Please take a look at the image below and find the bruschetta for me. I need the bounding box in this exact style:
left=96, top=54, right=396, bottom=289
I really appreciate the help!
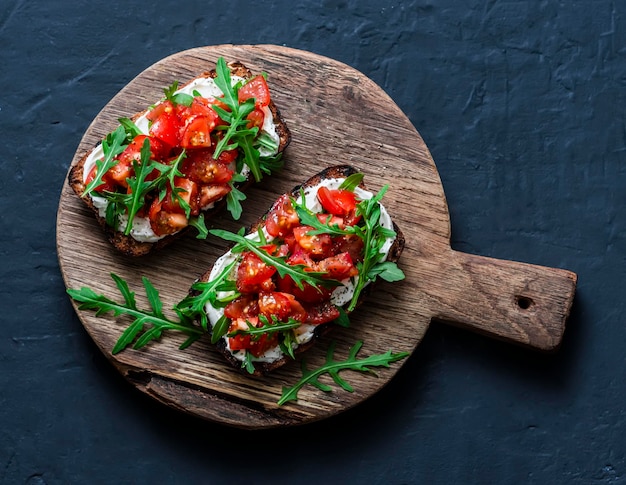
left=68, top=58, right=291, bottom=256
left=188, top=165, right=405, bottom=375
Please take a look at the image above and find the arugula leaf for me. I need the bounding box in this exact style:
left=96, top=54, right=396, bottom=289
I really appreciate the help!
left=367, top=261, right=405, bottom=282
left=227, top=317, right=301, bottom=340
left=211, top=57, right=282, bottom=184
left=242, top=352, right=256, bottom=374
left=226, top=174, right=247, bottom=221
left=211, top=314, right=230, bottom=344
left=118, top=117, right=142, bottom=140
left=339, top=173, right=365, bottom=191
left=277, top=341, right=409, bottom=405
left=123, top=139, right=155, bottom=235
left=67, top=274, right=203, bottom=354
left=82, top=126, right=127, bottom=198
left=188, top=214, right=209, bottom=239
left=174, top=259, right=239, bottom=331
left=163, top=81, right=194, bottom=107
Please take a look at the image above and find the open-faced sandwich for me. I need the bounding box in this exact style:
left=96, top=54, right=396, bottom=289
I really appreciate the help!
left=184, top=165, right=405, bottom=375
left=68, top=58, right=291, bottom=256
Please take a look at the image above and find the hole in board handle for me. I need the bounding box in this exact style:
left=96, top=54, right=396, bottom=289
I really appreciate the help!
left=516, top=296, right=534, bottom=310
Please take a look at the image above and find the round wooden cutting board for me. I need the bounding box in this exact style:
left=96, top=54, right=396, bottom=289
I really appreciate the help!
left=57, top=45, right=577, bottom=429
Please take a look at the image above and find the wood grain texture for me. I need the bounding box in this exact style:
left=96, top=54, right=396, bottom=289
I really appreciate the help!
left=56, top=44, right=577, bottom=428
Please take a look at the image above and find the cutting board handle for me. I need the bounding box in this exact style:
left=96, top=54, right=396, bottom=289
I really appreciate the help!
left=432, top=250, right=577, bottom=351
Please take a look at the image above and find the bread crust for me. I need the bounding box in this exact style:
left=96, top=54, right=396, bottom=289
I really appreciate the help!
left=195, top=165, right=405, bottom=375
left=68, top=61, right=291, bottom=257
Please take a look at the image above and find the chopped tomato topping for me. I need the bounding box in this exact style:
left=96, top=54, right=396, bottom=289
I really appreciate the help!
left=246, top=107, right=265, bottom=130
left=224, top=295, right=259, bottom=320
left=238, top=75, right=271, bottom=107
left=220, top=184, right=368, bottom=357
left=258, top=292, right=293, bottom=321
left=265, top=194, right=300, bottom=238
left=304, top=301, right=341, bottom=325
left=293, top=226, right=333, bottom=259
left=236, top=251, right=277, bottom=294
left=148, top=198, right=189, bottom=236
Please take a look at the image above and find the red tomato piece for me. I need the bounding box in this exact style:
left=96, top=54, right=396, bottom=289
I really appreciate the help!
left=277, top=275, right=331, bottom=304
left=317, top=187, right=358, bottom=217
left=293, top=225, right=333, bottom=259
left=236, top=251, right=277, bottom=294
left=317, top=213, right=345, bottom=229
left=333, top=234, right=365, bottom=263
left=182, top=149, right=234, bottom=184
left=161, top=178, right=198, bottom=215
left=149, top=110, right=182, bottom=147
left=148, top=198, right=189, bottom=236
left=258, top=292, right=293, bottom=321
left=304, top=301, right=341, bottom=325
left=224, top=295, right=259, bottom=320
left=316, top=252, right=358, bottom=280
left=265, top=194, right=300, bottom=238
left=107, top=159, right=133, bottom=188
left=238, top=75, right=271, bottom=107
left=146, top=100, right=174, bottom=122
left=284, top=293, right=307, bottom=322
left=197, top=184, right=231, bottom=209
left=228, top=317, right=279, bottom=357
left=246, top=107, right=265, bottom=130
left=180, top=116, right=215, bottom=149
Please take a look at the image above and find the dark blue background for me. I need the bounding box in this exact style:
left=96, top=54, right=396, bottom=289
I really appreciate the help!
left=2, top=1, right=625, bottom=483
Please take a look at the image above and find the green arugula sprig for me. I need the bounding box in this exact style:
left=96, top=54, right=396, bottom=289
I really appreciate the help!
left=293, top=179, right=405, bottom=312
left=67, top=274, right=203, bottom=354
left=163, top=80, right=194, bottom=107
left=82, top=126, right=127, bottom=198
left=211, top=57, right=282, bottom=185
left=209, top=228, right=341, bottom=291
left=173, top=260, right=239, bottom=332
left=278, top=340, right=409, bottom=406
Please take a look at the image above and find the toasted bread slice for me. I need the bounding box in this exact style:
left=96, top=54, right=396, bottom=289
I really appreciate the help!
left=195, top=165, right=405, bottom=375
left=68, top=61, right=291, bottom=256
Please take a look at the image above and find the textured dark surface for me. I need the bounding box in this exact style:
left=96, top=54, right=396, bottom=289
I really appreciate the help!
left=1, top=1, right=625, bottom=483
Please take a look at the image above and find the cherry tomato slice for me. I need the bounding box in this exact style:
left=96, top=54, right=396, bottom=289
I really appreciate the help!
left=181, top=115, right=216, bottom=149
left=161, top=178, right=198, bottom=215
left=316, top=252, right=358, bottom=280
left=238, top=75, right=271, bottom=107
left=317, top=187, right=358, bottom=216
left=246, top=107, right=265, bottom=130
left=293, top=225, right=333, bottom=259
left=258, top=292, right=293, bottom=321
left=197, top=184, right=231, bottom=209
left=148, top=198, right=189, bottom=236
left=304, top=301, right=341, bottom=325
left=265, top=194, right=300, bottom=238
left=224, top=295, right=259, bottom=320
left=228, top=317, right=278, bottom=357
left=182, top=149, right=234, bottom=184
left=149, top=110, right=181, bottom=147
left=236, top=251, right=277, bottom=294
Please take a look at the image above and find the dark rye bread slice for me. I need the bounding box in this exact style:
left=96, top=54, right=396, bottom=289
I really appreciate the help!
left=68, top=61, right=291, bottom=257
left=194, top=165, right=405, bottom=376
